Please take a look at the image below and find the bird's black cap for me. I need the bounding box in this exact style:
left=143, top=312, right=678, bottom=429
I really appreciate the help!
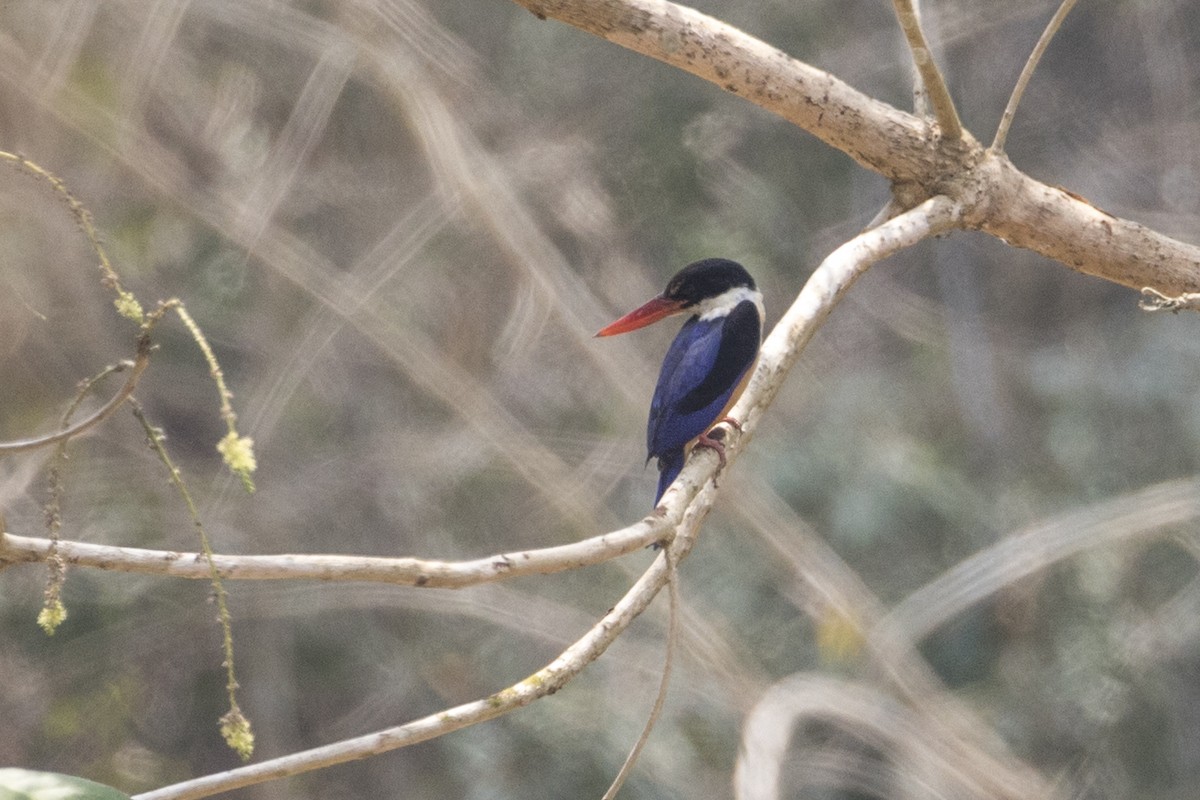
left=663, top=258, right=756, bottom=308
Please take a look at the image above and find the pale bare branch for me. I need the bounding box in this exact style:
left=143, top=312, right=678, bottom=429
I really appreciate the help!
left=516, top=0, right=932, bottom=180
left=971, top=154, right=1200, bottom=295
left=511, top=0, right=1200, bottom=296
left=0, top=517, right=665, bottom=589
left=0, top=350, right=149, bottom=456
left=680, top=195, right=965, bottom=491
left=602, top=548, right=680, bottom=800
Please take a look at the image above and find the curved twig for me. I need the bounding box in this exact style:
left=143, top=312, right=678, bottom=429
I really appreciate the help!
left=0, top=340, right=151, bottom=456
left=601, top=547, right=680, bottom=800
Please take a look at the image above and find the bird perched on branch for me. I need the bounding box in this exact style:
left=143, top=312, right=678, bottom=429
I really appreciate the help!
left=597, top=258, right=764, bottom=504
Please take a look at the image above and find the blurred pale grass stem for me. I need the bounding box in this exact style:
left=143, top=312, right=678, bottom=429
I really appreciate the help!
left=601, top=549, right=680, bottom=800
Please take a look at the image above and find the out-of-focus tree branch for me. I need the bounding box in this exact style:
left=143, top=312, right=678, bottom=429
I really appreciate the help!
left=514, top=0, right=1200, bottom=296
left=736, top=674, right=1047, bottom=800
left=879, top=477, right=1200, bottom=644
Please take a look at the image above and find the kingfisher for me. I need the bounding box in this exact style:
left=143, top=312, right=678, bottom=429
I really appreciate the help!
left=596, top=258, right=764, bottom=504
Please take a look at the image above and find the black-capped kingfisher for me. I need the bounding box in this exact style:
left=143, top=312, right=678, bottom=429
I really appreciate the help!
left=596, top=258, right=764, bottom=504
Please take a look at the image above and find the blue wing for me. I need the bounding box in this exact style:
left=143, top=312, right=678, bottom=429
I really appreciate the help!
left=647, top=315, right=728, bottom=459
left=646, top=301, right=760, bottom=501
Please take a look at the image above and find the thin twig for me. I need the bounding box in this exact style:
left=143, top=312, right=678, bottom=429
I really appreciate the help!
left=0, top=343, right=151, bottom=456
left=37, top=359, right=138, bottom=634
left=991, top=0, right=1080, bottom=153
left=171, top=303, right=257, bottom=491
left=0, top=150, right=144, bottom=323
left=891, top=0, right=962, bottom=139
left=130, top=399, right=254, bottom=760
left=602, top=547, right=680, bottom=799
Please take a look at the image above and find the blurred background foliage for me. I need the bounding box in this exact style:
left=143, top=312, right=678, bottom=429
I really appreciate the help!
left=1, top=0, right=1200, bottom=798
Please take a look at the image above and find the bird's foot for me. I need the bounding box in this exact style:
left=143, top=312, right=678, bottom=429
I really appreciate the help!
left=703, top=416, right=741, bottom=448
left=693, top=432, right=727, bottom=470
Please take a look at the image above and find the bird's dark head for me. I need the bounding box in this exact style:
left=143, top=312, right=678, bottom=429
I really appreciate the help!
left=596, top=258, right=759, bottom=337
left=662, top=258, right=756, bottom=308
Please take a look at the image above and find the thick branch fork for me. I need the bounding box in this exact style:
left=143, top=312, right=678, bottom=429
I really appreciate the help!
left=515, top=0, right=1200, bottom=295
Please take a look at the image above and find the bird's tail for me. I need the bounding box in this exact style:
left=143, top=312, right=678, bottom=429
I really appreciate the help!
left=655, top=450, right=685, bottom=504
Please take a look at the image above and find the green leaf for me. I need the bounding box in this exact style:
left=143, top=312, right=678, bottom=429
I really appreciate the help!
left=0, top=769, right=131, bottom=800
